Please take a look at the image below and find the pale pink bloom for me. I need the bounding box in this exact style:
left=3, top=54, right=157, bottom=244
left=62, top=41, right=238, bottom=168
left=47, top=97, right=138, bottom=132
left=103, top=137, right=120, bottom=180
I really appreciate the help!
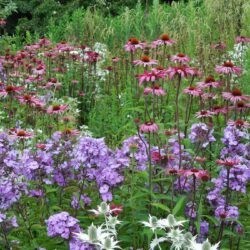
left=195, top=110, right=215, bottom=118
left=9, top=128, right=34, bottom=139
left=24, top=43, right=41, bottom=51
left=235, top=36, right=250, bottom=44
left=211, top=41, right=226, bottom=50
left=151, top=34, right=175, bottom=48
left=56, top=42, right=74, bottom=52
left=0, top=19, right=7, bottom=27
left=124, top=37, right=146, bottom=52
left=133, top=55, right=158, bottom=67
left=201, top=92, right=217, bottom=100
left=0, top=85, right=24, bottom=97
left=178, top=168, right=210, bottom=181
left=183, top=86, right=203, bottom=96
left=112, top=57, right=120, bottom=63
left=140, top=121, right=159, bottom=133
left=222, top=88, right=249, bottom=104
left=215, top=61, right=242, bottom=75
left=197, top=76, right=221, bottom=89
left=212, top=105, right=228, bottom=115
left=171, top=53, right=190, bottom=64
left=39, top=37, right=52, bottom=47
left=143, top=85, right=166, bottom=96
left=47, top=104, right=68, bottom=114
left=227, top=119, right=250, bottom=129
left=137, top=68, right=167, bottom=85
left=166, top=65, right=196, bottom=79
left=216, top=158, right=240, bottom=168
left=17, top=94, right=45, bottom=107
left=33, top=64, right=46, bottom=75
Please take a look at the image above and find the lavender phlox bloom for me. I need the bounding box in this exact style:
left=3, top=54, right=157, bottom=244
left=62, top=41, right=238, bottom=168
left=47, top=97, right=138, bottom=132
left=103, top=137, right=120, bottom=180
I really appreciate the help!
left=46, top=212, right=80, bottom=239
left=189, top=123, right=215, bottom=148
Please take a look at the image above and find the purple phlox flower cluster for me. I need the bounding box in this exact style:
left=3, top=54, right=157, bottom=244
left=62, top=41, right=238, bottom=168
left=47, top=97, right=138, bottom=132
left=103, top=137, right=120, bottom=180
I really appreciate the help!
left=215, top=205, right=239, bottom=220
left=69, top=236, right=94, bottom=250
left=196, top=220, right=209, bottom=243
left=46, top=212, right=80, bottom=239
left=44, top=132, right=76, bottom=186
left=71, top=194, right=91, bottom=209
left=74, top=136, right=124, bottom=201
left=73, top=136, right=109, bottom=169
left=0, top=177, right=26, bottom=210
left=0, top=213, right=18, bottom=230
left=207, top=122, right=249, bottom=224
left=29, top=189, right=44, bottom=198
left=189, top=123, right=215, bottom=148
left=207, top=178, right=226, bottom=208
left=118, top=135, right=148, bottom=171
left=185, top=201, right=197, bottom=219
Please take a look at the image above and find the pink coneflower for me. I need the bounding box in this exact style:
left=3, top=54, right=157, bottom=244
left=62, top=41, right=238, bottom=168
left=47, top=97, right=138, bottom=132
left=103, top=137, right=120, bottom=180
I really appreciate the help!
left=47, top=104, right=68, bottom=114
left=137, top=68, right=167, bottom=85
left=195, top=110, right=215, bottom=119
left=39, top=37, right=51, bottom=47
left=24, top=43, right=40, bottom=51
left=124, top=37, right=145, bottom=52
left=197, top=75, right=221, bottom=89
left=171, top=53, right=190, bottom=64
left=60, top=128, right=80, bottom=137
left=183, top=86, right=203, bottom=96
left=194, top=156, right=207, bottom=163
left=0, top=85, right=24, bottom=97
left=178, top=168, right=210, bottom=181
left=36, top=143, right=46, bottom=150
left=166, top=65, right=196, bottom=79
left=133, top=55, right=158, bottom=67
left=222, top=88, right=249, bottom=104
left=112, top=57, right=120, bottom=63
left=45, top=78, right=62, bottom=89
left=233, top=101, right=250, bottom=112
left=227, top=119, right=250, bottom=129
left=235, top=36, right=250, bottom=44
left=216, top=158, right=240, bottom=168
left=9, top=128, right=34, bottom=139
left=215, top=61, right=242, bottom=75
left=139, top=121, right=159, bottom=133
left=33, top=64, right=46, bottom=75
left=151, top=34, right=175, bottom=48
left=212, top=105, right=228, bottom=115
left=85, top=51, right=100, bottom=63
left=17, top=94, right=45, bottom=107
left=143, top=85, right=166, bottom=96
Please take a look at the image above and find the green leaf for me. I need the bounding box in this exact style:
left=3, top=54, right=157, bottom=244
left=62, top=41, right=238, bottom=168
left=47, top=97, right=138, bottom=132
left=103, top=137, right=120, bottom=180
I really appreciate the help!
left=172, top=196, right=186, bottom=216
left=151, top=202, right=170, bottom=212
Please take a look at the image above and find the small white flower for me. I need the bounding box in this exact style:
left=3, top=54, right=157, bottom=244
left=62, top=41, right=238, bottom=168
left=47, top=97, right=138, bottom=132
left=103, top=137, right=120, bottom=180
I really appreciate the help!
left=158, top=214, right=187, bottom=228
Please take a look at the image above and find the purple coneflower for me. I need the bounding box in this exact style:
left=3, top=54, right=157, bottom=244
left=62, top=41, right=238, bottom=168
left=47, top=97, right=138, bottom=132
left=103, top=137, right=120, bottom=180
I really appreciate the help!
left=140, top=121, right=159, bottom=133
left=215, top=61, right=242, bottom=75
left=133, top=55, right=158, bottom=67
left=222, top=88, right=249, bottom=104
left=171, top=53, right=190, bottom=64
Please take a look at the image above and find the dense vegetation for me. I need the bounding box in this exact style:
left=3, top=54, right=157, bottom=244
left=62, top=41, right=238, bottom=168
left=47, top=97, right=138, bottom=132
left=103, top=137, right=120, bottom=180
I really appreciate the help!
left=0, top=0, right=249, bottom=249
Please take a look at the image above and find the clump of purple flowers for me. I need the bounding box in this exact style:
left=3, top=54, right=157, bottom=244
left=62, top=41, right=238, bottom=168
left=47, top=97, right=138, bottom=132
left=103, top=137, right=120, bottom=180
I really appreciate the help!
left=46, top=212, right=80, bottom=239
left=189, top=123, right=215, bottom=148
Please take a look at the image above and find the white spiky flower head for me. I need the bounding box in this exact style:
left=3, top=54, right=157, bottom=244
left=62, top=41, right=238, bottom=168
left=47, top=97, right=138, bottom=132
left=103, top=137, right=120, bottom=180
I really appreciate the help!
left=89, top=202, right=111, bottom=216
left=158, top=214, right=187, bottom=229
left=141, top=215, right=160, bottom=232
left=190, top=237, right=220, bottom=250
left=97, top=236, right=121, bottom=250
